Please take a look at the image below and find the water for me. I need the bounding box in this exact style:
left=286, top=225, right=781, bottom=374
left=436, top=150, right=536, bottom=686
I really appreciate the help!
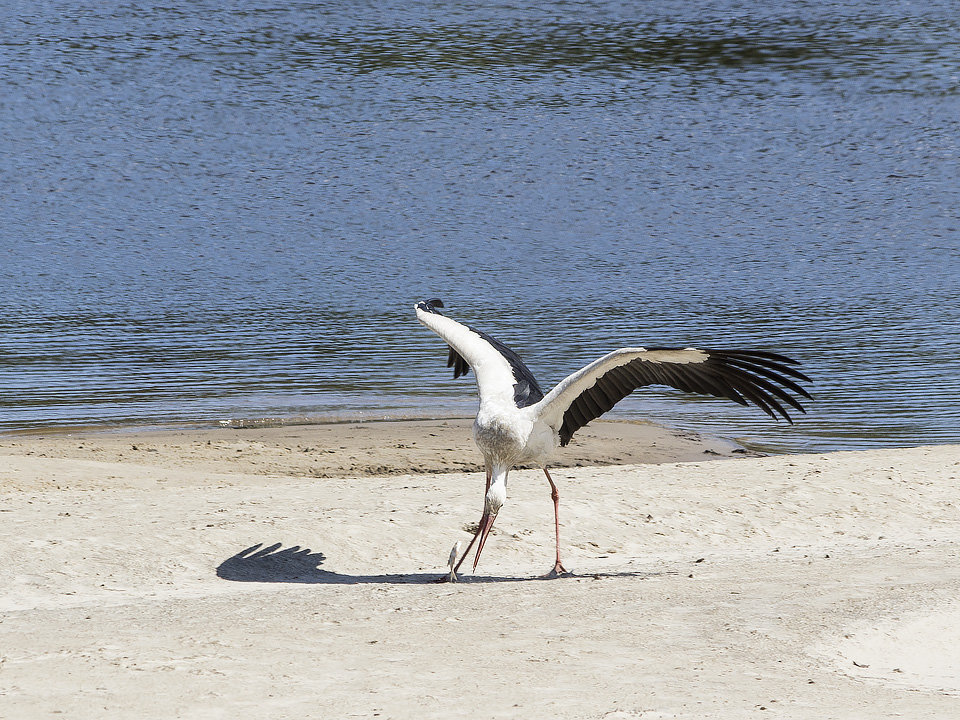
left=2, top=1, right=959, bottom=452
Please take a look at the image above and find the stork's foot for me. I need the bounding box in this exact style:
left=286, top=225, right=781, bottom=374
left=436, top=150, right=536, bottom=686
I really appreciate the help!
left=542, top=561, right=571, bottom=579
left=436, top=571, right=459, bottom=583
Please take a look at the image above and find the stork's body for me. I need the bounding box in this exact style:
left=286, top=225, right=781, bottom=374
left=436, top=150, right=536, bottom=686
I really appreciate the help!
left=474, top=405, right=554, bottom=470
left=415, top=298, right=812, bottom=578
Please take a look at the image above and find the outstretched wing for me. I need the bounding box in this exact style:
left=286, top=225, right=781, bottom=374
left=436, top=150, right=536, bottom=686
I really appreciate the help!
left=415, top=299, right=544, bottom=409
left=533, top=347, right=812, bottom=446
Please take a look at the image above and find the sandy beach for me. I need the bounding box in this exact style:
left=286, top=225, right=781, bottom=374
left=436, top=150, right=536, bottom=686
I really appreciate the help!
left=2, top=419, right=960, bottom=718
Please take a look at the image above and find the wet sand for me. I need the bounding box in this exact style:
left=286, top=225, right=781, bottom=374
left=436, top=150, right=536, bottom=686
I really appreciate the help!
left=0, top=417, right=754, bottom=479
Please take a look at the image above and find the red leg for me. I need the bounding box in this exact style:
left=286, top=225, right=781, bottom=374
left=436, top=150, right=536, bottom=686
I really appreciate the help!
left=543, top=468, right=569, bottom=577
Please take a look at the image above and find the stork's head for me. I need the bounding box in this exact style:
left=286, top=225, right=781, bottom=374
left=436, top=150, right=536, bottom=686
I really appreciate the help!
left=484, top=482, right=506, bottom=516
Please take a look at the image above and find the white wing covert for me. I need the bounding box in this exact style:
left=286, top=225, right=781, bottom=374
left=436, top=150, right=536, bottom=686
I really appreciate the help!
left=415, top=299, right=544, bottom=409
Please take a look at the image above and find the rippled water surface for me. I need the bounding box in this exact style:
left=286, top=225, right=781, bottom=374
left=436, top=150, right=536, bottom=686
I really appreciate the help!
left=2, top=1, right=959, bottom=451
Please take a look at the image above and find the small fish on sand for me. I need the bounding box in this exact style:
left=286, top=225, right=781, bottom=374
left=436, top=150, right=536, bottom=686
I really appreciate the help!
left=447, top=541, right=462, bottom=582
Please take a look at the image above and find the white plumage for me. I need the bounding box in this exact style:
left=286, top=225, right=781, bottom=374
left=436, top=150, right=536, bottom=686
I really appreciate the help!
left=416, top=298, right=812, bottom=578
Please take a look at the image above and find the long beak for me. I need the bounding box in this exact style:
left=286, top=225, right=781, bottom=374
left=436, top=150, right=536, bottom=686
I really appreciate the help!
left=472, top=511, right=498, bottom=571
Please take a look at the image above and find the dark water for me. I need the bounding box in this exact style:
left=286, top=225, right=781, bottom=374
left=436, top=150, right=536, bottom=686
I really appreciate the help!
left=2, top=1, right=959, bottom=452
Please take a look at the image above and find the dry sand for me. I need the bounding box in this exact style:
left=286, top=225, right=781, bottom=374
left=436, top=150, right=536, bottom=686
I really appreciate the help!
left=1, top=419, right=960, bottom=718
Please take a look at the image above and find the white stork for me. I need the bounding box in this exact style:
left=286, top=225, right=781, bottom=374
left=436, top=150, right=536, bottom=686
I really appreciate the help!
left=415, top=298, right=812, bottom=579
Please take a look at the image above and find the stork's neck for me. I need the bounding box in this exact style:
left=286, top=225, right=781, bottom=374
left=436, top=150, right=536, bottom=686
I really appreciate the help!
left=485, top=466, right=508, bottom=515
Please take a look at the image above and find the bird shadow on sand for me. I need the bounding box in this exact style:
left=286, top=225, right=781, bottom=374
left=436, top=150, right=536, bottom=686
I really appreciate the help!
left=216, top=543, right=664, bottom=585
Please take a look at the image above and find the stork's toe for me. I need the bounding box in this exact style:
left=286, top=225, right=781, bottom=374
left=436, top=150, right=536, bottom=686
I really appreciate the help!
left=542, top=561, right=571, bottom=579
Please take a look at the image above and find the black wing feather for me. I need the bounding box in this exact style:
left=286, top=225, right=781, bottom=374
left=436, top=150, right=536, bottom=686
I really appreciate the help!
left=559, top=349, right=812, bottom=446
left=446, top=347, right=470, bottom=379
